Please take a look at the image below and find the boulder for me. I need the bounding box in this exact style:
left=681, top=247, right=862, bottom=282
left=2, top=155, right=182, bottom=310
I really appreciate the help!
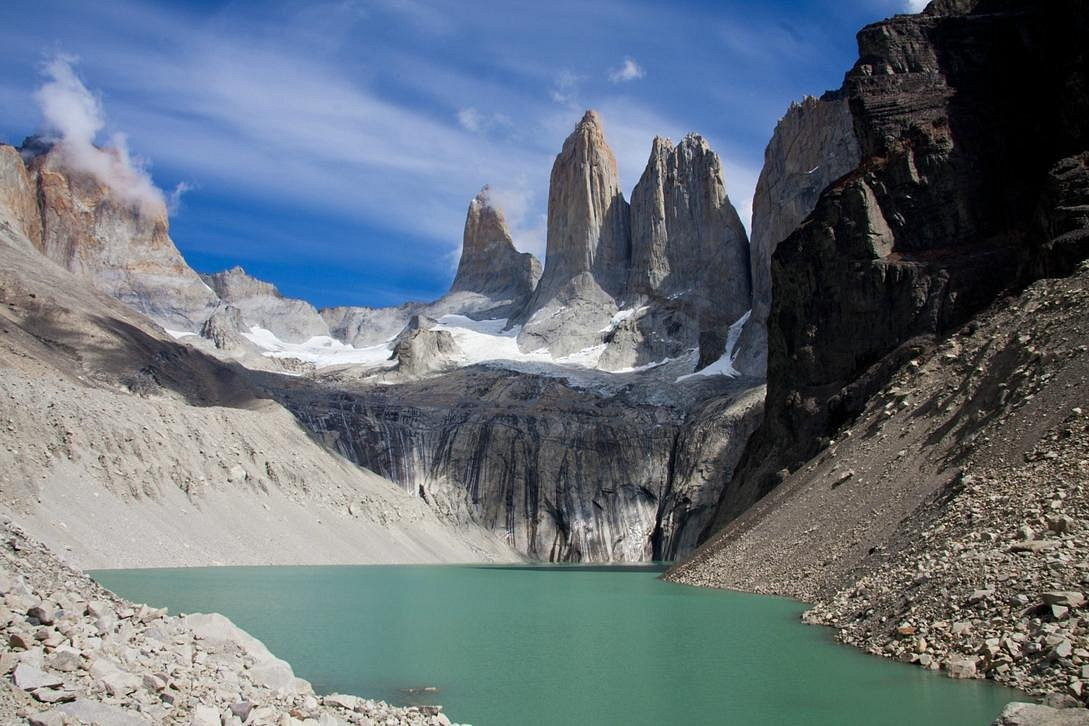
left=945, top=657, right=978, bottom=679
left=992, top=703, right=1089, bottom=725
left=13, top=662, right=63, bottom=690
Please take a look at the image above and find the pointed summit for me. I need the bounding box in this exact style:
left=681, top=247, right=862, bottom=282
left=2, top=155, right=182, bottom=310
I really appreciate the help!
left=515, top=109, right=631, bottom=356
left=448, top=185, right=540, bottom=304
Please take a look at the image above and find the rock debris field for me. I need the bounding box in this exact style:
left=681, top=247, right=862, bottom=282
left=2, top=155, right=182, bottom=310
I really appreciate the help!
left=0, top=521, right=454, bottom=725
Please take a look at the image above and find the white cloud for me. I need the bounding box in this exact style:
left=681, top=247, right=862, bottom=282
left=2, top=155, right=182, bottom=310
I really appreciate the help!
left=550, top=70, right=579, bottom=107
left=457, top=107, right=482, bottom=132
left=33, top=56, right=168, bottom=215
left=456, top=107, right=512, bottom=135
left=903, top=0, right=928, bottom=11
left=608, top=57, right=645, bottom=83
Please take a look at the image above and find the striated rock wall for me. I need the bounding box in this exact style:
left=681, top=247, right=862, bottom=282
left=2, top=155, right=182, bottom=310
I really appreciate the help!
left=280, top=369, right=763, bottom=563
left=704, top=0, right=1089, bottom=535
left=732, top=93, right=860, bottom=378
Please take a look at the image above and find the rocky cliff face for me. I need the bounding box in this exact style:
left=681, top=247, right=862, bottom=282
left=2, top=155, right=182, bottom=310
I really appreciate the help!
left=202, top=266, right=329, bottom=343
left=513, top=111, right=753, bottom=370
left=277, top=369, right=762, bottom=562
left=0, top=146, right=43, bottom=250
left=448, top=187, right=541, bottom=315
left=732, top=93, right=860, bottom=378
left=15, top=142, right=219, bottom=331
left=705, top=0, right=1089, bottom=533
left=516, top=111, right=631, bottom=357
left=604, top=134, right=752, bottom=370
left=321, top=303, right=423, bottom=347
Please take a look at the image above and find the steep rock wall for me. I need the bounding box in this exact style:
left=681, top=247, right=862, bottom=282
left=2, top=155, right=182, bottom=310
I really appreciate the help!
left=706, top=0, right=1089, bottom=534
left=278, top=370, right=763, bottom=562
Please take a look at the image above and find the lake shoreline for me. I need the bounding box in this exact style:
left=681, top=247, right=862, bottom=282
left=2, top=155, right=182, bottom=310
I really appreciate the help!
left=0, top=520, right=451, bottom=725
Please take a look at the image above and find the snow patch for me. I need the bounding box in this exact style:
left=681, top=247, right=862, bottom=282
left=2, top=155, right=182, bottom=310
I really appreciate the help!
left=599, top=306, right=648, bottom=334
left=164, top=329, right=198, bottom=339
left=676, top=310, right=751, bottom=382
left=241, top=327, right=395, bottom=368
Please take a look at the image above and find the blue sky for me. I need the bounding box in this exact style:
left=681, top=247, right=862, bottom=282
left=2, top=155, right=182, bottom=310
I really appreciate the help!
left=0, top=0, right=923, bottom=309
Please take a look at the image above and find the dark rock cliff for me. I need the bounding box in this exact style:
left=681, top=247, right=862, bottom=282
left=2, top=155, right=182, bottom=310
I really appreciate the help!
left=707, top=0, right=1089, bottom=532
left=733, top=93, right=860, bottom=378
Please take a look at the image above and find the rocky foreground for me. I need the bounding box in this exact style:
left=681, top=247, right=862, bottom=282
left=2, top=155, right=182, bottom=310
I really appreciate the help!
left=0, top=521, right=452, bottom=725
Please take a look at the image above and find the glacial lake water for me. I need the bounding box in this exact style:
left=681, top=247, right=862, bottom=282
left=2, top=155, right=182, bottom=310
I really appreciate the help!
left=91, top=564, right=1020, bottom=725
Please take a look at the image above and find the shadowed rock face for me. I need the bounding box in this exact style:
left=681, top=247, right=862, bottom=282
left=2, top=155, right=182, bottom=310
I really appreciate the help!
left=516, top=111, right=631, bottom=356
left=202, top=266, right=329, bottom=343
left=280, top=369, right=763, bottom=562
left=706, top=0, right=1089, bottom=534
left=607, top=134, right=752, bottom=371
left=732, top=93, right=861, bottom=378
left=450, top=187, right=541, bottom=309
left=16, top=143, right=219, bottom=331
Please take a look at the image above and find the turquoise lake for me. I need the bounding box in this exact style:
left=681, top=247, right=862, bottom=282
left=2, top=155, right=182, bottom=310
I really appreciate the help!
left=91, top=564, right=1020, bottom=725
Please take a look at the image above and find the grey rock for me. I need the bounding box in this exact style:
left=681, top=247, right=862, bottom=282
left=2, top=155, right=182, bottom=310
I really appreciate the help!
left=732, top=92, right=860, bottom=378
left=388, top=316, right=461, bottom=377
left=32, top=687, right=76, bottom=704
left=607, top=134, right=751, bottom=371
left=199, top=305, right=249, bottom=352
left=46, top=647, right=82, bottom=672
left=1043, top=592, right=1086, bottom=608
left=448, top=186, right=540, bottom=315
left=517, top=110, right=630, bottom=356
left=59, top=699, right=153, bottom=725
left=28, top=604, right=55, bottom=625
left=201, top=266, right=329, bottom=343
left=27, top=712, right=68, bottom=726
left=13, top=662, right=63, bottom=690
left=945, top=657, right=978, bottom=679
left=229, top=701, right=254, bottom=720
left=992, top=703, right=1089, bottom=725
left=325, top=693, right=364, bottom=711
left=321, top=302, right=423, bottom=348
left=189, top=705, right=221, bottom=726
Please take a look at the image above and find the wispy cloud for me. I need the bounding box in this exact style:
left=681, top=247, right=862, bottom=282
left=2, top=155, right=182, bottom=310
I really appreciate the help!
left=550, top=70, right=580, bottom=107
left=0, top=0, right=881, bottom=306
left=608, top=57, right=645, bottom=83
left=903, top=0, right=928, bottom=11
left=456, top=107, right=512, bottom=135
left=34, top=55, right=167, bottom=214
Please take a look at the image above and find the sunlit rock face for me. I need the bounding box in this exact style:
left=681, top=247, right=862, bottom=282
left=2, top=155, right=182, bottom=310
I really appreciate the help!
left=202, top=266, right=330, bottom=344
left=9, top=140, right=219, bottom=331
left=603, top=134, right=752, bottom=371
left=449, top=187, right=541, bottom=312
left=515, top=110, right=631, bottom=357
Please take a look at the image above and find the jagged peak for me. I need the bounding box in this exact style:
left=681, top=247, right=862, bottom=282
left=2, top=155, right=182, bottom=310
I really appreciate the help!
left=470, top=185, right=493, bottom=209
left=577, top=109, right=603, bottom=130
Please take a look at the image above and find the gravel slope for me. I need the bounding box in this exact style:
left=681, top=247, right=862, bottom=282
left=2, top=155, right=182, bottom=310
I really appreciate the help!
left=669, top=262, right=1089, bottom=704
